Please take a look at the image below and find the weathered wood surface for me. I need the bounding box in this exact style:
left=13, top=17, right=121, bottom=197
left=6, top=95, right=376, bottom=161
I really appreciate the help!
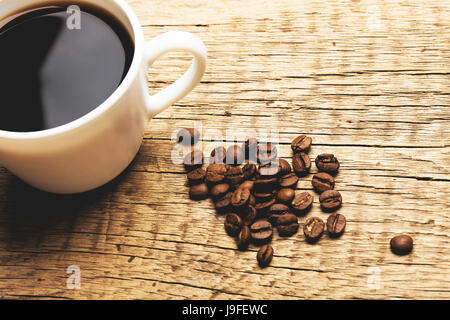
left=0, top=0, right=449, bottom=299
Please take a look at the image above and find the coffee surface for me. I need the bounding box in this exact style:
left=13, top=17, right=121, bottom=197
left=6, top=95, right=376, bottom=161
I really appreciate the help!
left=0, top=5, right=134, bottom=131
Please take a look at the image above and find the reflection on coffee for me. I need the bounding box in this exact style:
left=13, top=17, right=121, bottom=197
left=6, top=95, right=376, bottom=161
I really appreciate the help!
left=0, top=4, right=134, bottom=132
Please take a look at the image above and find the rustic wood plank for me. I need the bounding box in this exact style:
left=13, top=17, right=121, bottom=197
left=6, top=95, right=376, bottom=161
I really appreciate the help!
left=0, top=0, right=449, bottom=299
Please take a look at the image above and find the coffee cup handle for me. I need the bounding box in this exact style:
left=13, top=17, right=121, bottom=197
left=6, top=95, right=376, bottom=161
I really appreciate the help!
left=143, top=31, right=207, bottom=117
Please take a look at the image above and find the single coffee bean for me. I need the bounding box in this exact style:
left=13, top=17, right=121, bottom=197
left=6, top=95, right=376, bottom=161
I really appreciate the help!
left=214, top=192, right=233, bottom=212
left=177, top=128, right=200, bottom=145
left=236, top=225, right=251, bottom=250
left=326, top=213, right=346, bottom=237
left=257, top=244, right=273, bottom=267
left=186, top=168, right=206, bottom=185
left=226, top=144, right=245, bottom=165
left=224, top=213, right=243, bottom=236
left=250, top=220, right=273, bottom=244
left=206, top=163, right=228, bottom=184
left=241, top=205, right=257, bottom=225
left=303, top=217, right=324, bottom=242
left=242, top=162, right=257, bottom=180
left=189, top=183, right=209, bottom=200
left=267, top=203, right=290, bottom=225
left=291, top=135, right=312, bottom=153
left=254, top=198, right=276, bottom=214
left=210, top=146, right=227, bottom=164
left=277, top=213, right=299, bottom=236
left=253, top=177, right=278, bottom=192
left=210, top=183, right=230, bottom=199
left=390, top=235, right=413, bottom=255
left=311, top=172, right=335, bottom=193
left=319, top=190, right=342, bottom=212
left=277, top=188, right=295, bottom=204
left=292, top=152, right=311, bottom=176
left=257, top=142, right=277, bottom=163
left=232, top=187, right=251, bottom=208
left=278, top=172, right=299, bottom=188
left=315, top=153, right=340, bottom=174
left=291, top=192, right=314, bottom=215
left=258, top=161, right=281, bottom=179
left=226, top=166, right=245, bottom=185
left=238, top=180, right=254, bottom=191
left=183, top=150, right=203, bottom=171
left=253, top=189, right=276, bottom=201
left=278, top=158, right=292, bottom=175
left=242, top=137, right=258, bottom=161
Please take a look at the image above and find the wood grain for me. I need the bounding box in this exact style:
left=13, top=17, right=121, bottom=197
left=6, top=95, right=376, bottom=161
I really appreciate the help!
left=0, top=0, right=449, bottom=299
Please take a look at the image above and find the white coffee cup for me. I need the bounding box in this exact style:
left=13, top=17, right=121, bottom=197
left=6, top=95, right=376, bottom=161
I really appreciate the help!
left=0, top=0, right=207, bottom=194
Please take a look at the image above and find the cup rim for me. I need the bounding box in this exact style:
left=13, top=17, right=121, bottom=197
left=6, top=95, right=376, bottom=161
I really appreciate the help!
left=0, top=0, right=144, bottom=140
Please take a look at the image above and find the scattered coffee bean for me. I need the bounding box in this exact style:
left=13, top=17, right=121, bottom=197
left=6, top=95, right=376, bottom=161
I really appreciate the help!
left=210, top=183, right=230, bottom=199
left=253, top=189, right=276, bottom=201
left=177, top=128, right=200, bottom=145
left=254, top=198, right=276, bottom=214
left=267, top=203, right=290, bottom=225
left=183, top=150, right=203, bottom=171
left=257, top=244, right=273, bottom=267
left=278, top=158, right=292, bottom=175
left=214, top=192, right=233, bottom=212
left=277, top=188, right=295, bottom=204
left=241, top=205, right=257, bottom=226
left=189, top=183, right=209, bottom=200
left=224, top=213, right=243, bottom=236
left=250, top=220, right=273, bottom=245
left=206, top=163, right=228, bottom=184
left=326, top=213, right=346, bottom=237
left=242, top=137, right=258, bottom=161
left=257, top=142, right=277, bottom=163
left=390, top=235, right=413, bottom=255
left=238, top=180, right=254, bottom=191
left=186, top=168, right=206, bottom=185
left=311, top=172, right=335, bottom=193
left=291, top=192, right=313, bottom=215
left=258, top=160, right=281, bottom=179
left=226, top=144, right=245, bottom=165
left=278, top=172, right=299, bottom=188
left=210, top=146, right=227, bottom=164
left=237, top=225, right=251, bottom=250
left=242, top=162, right=257, bottom=180
left=276, top=213, right=299, bottom=236
left=303, top=217, right=324, bottom=242
left=253, top=177, right=278, bottom=192
left=315, top=153, right=339, bottom=174
left=319, top=190, right=342, bottom=212
left=292, top=152, right=311, bottom=176
left=225, top=166, right=245, bottom=185
left=232, top=187, right=251, bottom=208
left=291, top=135, right=312, bottom=153
left=249, top=194, right=256, bottom=207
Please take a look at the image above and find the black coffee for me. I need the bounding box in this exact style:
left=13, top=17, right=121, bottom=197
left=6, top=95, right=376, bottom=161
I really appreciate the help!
left=0, top=4, right=134, bottom=132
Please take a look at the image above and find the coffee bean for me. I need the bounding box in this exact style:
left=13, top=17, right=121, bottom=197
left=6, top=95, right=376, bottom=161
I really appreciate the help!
left=254, top=198, right=276, bottom=214
left=224, top=213, right=243, bottom=236
left=226, top=144, right=244, bottom=165
left=249, top=194, right=256, bottom=207
left=258, top=161, right=281, bottom=179
left=232, top=187, right=251, bottom=208
left=186, top=168, right=206, bottom=185
left=319, top=190, right=342, bottom=212
left=236, top=225, right=251, bottom=250
left=183, top=150, right=203, bottom=171
left=238, top=180, right=254, bottom=191
left=390, top=235, right=413, bottom=255
left=189, top=183, right=208, bottom=200
left=242, top=163, right=257, bottom=180
left=291, top=135, right=312, bottom=153
left=311, top=172, right=335, bottom=193
left=326, top=213, right=346, bottom=237
left=303, top=217, right=324, bottom=242
left=278, top=172, right=299, bottom=188
left=257, top=143, right=277, bottom=163
left=253, top=177, right=278, bottom=192
left=210, top=146, right=226, bottom=164
left=206, top=163, right=228, bottom=184
left=292, top=152, right=311, bottom=176
left=241, top=205, right=257, bottom=226
left=250, top=220, right=273, bottom=244
left=278, top=158, right=292, bottom=175
left=276, top=213, right=299, bottom=236
left=257, top=244, right=273, bottom=267
left=226, top=166, right=245, bottom=185
left=177, top=128, right=200, bottom=145
left=214, top=192, right=233, bottom=212
left=315, top=153, right=340, bottom=174
left=253, top=189, right=276, bottom=201
left=267, top=203, right=290, bottom=225
left=242, top=137, right=258, bottom=161
left=277, top=188, right=295, bottom=204
left=291, top=192, right=313, bottom=215
left=210, top=183, right=230, bottom=199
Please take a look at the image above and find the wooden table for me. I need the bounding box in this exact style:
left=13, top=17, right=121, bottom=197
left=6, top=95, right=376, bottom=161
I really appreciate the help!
left=0, top=0, right=449, bottom=300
